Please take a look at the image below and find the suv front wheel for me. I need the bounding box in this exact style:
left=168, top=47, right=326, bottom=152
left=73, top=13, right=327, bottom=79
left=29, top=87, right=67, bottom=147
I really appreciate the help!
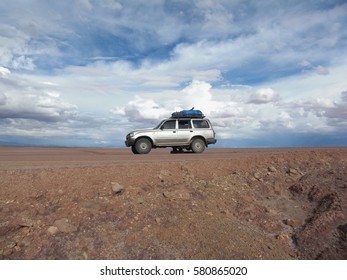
left=190, top=138, right=205, bottom=153
left=134, top=138, right=152, bottom=154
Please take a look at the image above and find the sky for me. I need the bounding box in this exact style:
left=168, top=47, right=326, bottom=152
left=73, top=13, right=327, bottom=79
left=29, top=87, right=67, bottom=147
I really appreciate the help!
left=0, top=0, right=347, bottom=148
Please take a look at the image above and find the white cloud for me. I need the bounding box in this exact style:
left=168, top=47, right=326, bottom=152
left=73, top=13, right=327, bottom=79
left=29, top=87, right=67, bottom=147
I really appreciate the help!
left=111, top=80, right=227, bottom=124
left=0, top=22, right=60, bottom=71
left=259, top=111, right=295, bottom=130
left=325, top=91, right=347, bottom=124
left=299, top=60, right=330, bottom=76
left=1, top=1, right=347, bottom=146
left=315, top=65, right=329, bottom=76
left=0, top=66, right=11, bottom=76
left=0, top=72, right=77, bottom=122
left=106, top=60, right=347, bottom=143
left=122, top=96, right=169, bottom=122
left=197, top=0, right=234, bottom=38
left=169, top=39, right=252, bottom=72
left=247, top=88, right=279, bottom=104
left=180, top=80, right=215, bottom=112
left=11, top=55, right=35, bottom=71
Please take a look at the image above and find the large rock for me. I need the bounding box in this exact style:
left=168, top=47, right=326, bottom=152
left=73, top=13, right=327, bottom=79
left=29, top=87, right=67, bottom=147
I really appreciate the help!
left=111, top=182, right=124, bottom=194
left=53, top=218, right=77, bottom=233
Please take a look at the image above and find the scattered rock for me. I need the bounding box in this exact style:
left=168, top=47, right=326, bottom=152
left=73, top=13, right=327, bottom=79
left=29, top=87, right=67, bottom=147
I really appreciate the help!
left=1, top=147, right=346, bottom=260
left=162, top=190, right=190, bottom=201
left=20, top=227, right=31, bottom=236
left=78, top=199, right=100, bottom=210
left=14, top=245, right=21, bottom=252
left=17, top=218, right=34, bottom=228
left=283, top=218, right=302, bottom=228
left=162, top=191, right=173, bottom=199
left=53, top=218, right=77, bottom=233
left=253, top=172, right=262, bottom=180
left=268, top=166, right=277, bottom=172
left=111, top=182, right=124, bottom=194
left=266, top=208, right=278, bottom=215
left=179, top=191, right=191, bottom=201
left=180, top=165, right=189, bottom=173
left=220, top=209, right=231, bottom=216
left=276, top=232, right=290, bottom=242
left=47, top=226, right=59, bottom=235
left=288, top=168, right=300, bottom=176
left=5, top=239, right=17, bottom=249
left=143, top=225, right=150, bottom=232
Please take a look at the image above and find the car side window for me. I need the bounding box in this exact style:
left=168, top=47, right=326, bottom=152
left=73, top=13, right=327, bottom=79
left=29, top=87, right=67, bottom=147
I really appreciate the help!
left=161, top=120, right=176, bottom=129
left=178, top=120, right=192, bottom=129
left=193, top=120, right=209, bottom=128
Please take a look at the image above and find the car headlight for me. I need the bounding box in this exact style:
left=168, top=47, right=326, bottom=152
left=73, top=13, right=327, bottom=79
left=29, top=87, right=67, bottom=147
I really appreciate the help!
left=129, top=132, right=134, bottom=137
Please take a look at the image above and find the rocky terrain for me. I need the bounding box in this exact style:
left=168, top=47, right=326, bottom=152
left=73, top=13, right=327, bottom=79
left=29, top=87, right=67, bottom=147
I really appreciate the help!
left=0, top=147, right=346, bottom=259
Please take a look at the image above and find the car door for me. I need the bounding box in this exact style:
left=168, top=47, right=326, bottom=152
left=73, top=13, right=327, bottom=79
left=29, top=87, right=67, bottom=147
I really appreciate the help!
left=176, top=119, right=193, bottom=144
left=155, top=119, right=178, bottom=145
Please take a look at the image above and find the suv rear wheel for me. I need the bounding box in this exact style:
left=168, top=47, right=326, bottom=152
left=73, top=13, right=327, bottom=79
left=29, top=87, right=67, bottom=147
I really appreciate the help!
left=191, top=138, right=205, bottom=153
left=134, top=138, right=152, bottom=154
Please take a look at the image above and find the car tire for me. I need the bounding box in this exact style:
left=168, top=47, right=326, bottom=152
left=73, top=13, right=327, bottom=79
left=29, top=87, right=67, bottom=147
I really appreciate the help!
left=131, top=145, right=139, bottom=154
left=135, top=138, right=152, bottom=154
left=191, top=138, right=205, bottom=153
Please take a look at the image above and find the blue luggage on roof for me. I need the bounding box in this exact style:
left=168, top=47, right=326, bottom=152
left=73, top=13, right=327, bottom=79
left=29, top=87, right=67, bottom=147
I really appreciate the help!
left=171, top=107, right=204, bottom=118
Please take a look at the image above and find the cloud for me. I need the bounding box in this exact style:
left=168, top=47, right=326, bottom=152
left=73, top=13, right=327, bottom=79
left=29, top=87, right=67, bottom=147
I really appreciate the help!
left=1, top=1, right=347, bottom=147
left=110, top=80, right=257, bottom=139
left=111, top=80, right=223, bottom=123
left=101, top=0, right=122, bottom=11
left=0, top=70, right=120, bottom=145
left=247, top=88, right=279, bottom=104
left=0, top=67, right=11, bottom=76
left=0, top=72, right=77, bottom=122
left=1, top=0, right=345, bottom=81
left=180, top=80, right=215, bottom=111
left=259, top=111, right=295, bottom=130
left=299, top=60, right=330, bottom=76
left=324, top=91, right=347, bottom=123
left=11, top=56, right=35, bottom=71
left=0, top=93, right=77, bottom=122
left=315, top=65, right=329, bottom=76
left=77, top=0, right=93, bottom=11
left=117, top=95, right=169, bottom=123
left=109, top=69, right=347, bottom=143
left=196, top=0, right=234, bottom=38
left=0, top=92, right=7, bottom=105
left=0, top=22, right=60, bottom=71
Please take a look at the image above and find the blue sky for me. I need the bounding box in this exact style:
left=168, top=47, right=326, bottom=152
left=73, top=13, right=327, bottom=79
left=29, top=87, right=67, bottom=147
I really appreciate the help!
left=0, top=0, right=346, bottom=148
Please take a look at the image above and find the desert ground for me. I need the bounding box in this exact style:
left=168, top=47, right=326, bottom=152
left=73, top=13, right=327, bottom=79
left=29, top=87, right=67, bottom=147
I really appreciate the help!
left=0, top=146, right=346, bottom=260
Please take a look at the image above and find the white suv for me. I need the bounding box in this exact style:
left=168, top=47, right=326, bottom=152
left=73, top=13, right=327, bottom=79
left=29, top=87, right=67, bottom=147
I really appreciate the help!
left=125, top=117, right=217, bottom=154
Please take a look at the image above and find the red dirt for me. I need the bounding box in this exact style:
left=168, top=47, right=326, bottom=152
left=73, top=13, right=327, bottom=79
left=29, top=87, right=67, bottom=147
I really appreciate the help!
left=0, top=147, right=346, bottom=259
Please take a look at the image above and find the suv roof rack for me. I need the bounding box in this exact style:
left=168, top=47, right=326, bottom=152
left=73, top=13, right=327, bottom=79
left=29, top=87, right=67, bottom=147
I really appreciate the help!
left=169, top=116, right=205, bottom=119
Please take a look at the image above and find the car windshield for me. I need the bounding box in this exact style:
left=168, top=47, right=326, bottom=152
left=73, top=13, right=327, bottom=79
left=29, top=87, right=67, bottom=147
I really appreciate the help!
left=153, top=120, right=166, bottom=129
